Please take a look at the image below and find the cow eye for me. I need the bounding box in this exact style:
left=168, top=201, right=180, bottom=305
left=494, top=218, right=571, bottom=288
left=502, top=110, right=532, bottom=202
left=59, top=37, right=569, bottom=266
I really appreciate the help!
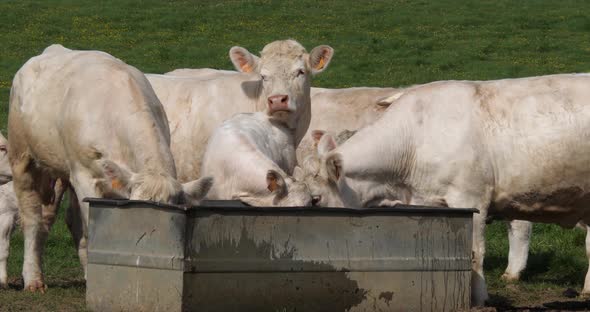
left=261, top=74, right=268, bottom=81
left=0, top=146, right=6, bottom=154
left=297, top=69, right=305, bottom=77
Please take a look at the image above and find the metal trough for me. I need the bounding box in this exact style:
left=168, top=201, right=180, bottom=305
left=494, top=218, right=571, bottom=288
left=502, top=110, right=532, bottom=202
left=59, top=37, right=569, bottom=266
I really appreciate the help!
left=85, top=198, right=476, bottom=312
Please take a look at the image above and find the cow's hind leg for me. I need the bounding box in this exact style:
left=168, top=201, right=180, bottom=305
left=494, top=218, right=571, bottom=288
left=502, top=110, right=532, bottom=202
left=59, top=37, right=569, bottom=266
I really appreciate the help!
left=12, top=158, right=51, bottom=292
left=502, top=220, right=532, bottom=282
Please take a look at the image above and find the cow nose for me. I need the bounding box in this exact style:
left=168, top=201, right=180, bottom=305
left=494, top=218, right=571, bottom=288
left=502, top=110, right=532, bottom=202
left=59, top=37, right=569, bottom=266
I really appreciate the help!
left=312, top=195, right=322, bottom=206
left=268, top=95, right=288, bottom=106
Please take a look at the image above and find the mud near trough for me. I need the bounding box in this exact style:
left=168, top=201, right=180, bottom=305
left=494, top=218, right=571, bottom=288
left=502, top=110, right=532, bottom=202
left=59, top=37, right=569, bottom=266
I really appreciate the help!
left=469, top=285, right=590, bottom=312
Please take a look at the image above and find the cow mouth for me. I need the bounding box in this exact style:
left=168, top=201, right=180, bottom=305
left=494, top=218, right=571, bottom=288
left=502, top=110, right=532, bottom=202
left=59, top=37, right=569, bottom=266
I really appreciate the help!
left=268, top=108, right=292, bottom=114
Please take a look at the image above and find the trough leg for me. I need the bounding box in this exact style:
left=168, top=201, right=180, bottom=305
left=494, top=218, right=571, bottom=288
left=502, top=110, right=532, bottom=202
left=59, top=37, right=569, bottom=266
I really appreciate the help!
left=502, top=220, right=532, bottom=282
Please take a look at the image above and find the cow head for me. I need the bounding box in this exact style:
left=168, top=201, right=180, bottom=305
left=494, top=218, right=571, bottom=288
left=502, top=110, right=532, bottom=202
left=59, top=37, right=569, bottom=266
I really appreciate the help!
left=96, top=159, right=213, bottom=206
left=0, top=131, right=12, bottom=185
left=229, top=40, right=333, bottom=135
left=301, top=131, right=407, bottom=208
left=235, top=168, right=312, bottom=207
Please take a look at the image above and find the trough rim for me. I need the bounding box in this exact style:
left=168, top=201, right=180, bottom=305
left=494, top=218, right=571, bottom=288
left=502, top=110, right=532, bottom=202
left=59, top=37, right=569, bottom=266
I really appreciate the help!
left=83, top=197, right=479, bottom=214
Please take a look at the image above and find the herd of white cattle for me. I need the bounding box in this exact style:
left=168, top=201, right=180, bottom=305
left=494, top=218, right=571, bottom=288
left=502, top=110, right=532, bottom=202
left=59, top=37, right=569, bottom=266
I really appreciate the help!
left=0, top=39, right=589, bottom=307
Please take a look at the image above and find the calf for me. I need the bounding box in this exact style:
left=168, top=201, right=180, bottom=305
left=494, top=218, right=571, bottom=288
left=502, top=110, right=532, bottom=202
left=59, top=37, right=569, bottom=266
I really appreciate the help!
left=201, top=112, right=311, bottom=206
left=302, top=74, right=590, bottom=306
left=8, top=44, right=212, bottom=291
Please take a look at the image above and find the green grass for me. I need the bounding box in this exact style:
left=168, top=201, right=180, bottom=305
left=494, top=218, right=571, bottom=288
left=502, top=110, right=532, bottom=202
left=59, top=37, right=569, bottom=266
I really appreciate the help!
left=2, top=0, right=590, bottom=310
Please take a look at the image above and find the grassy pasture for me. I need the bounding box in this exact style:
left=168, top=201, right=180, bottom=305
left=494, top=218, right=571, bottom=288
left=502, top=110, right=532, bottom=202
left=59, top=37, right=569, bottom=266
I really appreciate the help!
left=1, top=0, right=590, bottom=310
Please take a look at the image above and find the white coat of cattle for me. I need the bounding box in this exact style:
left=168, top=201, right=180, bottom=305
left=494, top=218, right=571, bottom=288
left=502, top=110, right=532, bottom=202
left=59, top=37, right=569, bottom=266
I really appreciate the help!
left=201, top=112, right=312, bottom=206
left=302, top=74, right=590, bottom=306
left=8, top=45, right=212, bottom=291
left=0, top=181, right=16, bottom=289
left=0, top=132, right=10, bottom=185
left=147, top=40, right=334, bottom=182
left=168, top=66, right=590, bottom=295
left=159, top=67, right=399, bottom=164
left=0, top=131, right=12, bottom=288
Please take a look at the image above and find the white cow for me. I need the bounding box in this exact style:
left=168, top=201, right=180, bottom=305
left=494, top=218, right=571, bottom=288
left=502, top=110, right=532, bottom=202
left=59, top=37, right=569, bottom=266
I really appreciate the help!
left=302, top=74, right=590, bottom=306
left=147, top=40, right=334, bottom=182
left=159, top=67, right=399, bottom=164
left=202, top=112, right=312, bottom=206
left=8, top=45, right=212, bottom=291
left=165, top=66, right=590, bottom=295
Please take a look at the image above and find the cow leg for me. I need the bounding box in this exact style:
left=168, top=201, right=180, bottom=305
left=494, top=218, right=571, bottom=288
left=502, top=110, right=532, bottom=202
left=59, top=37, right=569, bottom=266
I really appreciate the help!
left=69, top=172, right=98, bottom=279
left=11, top=160, right=51, bottom=292
left=444, top=190, right=492, bottom=307
left=469, top=210, right=489, bottom=306
left=65, top=189, right=87, bottom=277
left=583, top=225, right=590, bottom=295
left=502, top=220, right=532, bottom=282
left=0, top=211, right=16, bottom=289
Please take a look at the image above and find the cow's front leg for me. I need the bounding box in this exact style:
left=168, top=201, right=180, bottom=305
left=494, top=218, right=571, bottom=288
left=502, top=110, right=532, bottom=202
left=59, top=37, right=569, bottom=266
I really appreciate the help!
left=471, top=211, right=489, bottom=306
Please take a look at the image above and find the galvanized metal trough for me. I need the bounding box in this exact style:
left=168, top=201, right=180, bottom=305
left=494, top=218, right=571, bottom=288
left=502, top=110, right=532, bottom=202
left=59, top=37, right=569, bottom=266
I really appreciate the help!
left=85, top=198, right=476, bottom=312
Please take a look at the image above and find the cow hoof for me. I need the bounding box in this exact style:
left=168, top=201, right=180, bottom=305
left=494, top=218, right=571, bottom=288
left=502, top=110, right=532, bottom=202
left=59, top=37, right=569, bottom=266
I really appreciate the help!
left=580, top=290, right=590, bottom=298
left=24, top=280, right=47, bottom=293
left=500, top=272, right=519, bottom=283
left=0, top=283, right=7, bottom=290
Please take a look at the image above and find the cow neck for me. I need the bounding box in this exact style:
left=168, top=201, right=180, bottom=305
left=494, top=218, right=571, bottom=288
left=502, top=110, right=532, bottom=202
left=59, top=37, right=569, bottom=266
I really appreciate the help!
left=337, top=112, right=416, bottom=185
left=121, top=113, right=177, bottom=178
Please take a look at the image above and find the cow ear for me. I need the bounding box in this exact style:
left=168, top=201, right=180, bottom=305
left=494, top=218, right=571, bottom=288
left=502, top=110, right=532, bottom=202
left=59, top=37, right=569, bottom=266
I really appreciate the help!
left=376, top=91, right=404, bottom=107
left=266, top=170, right=287, bottom=196
left=293, top=166, right=305, bottom=181
left=324, top=153, right=343, bottom=182
left=98, top=159, right=132, bottom=192
left=308, top=45, right=334, bottom=75
left=182, top=176, right=214, bottom=205
left=311, top=130, right=326, bottom=147
left=229, top=46, right=260, bottom=73
left=317, top=134, right=337, bottom=156
left=234, top=193, right=265, bottom=207
left=95, top=159, right=133, bottom=198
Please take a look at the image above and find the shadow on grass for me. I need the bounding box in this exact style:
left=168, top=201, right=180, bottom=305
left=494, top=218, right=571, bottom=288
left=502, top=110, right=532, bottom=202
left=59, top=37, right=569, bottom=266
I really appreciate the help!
left=486, top=298, right=590, bottom=311
left=486, top=293, right=514, bottom=310
left=485, top=249, right=585, bottom=286
left=7, top=277, right=86, bottom=290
